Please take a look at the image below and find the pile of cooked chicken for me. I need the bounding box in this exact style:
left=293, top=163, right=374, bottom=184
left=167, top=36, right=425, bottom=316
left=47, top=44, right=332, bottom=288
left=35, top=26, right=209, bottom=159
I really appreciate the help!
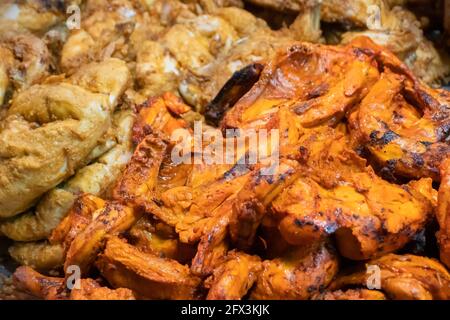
left=0, top=0, right=449, bottom=300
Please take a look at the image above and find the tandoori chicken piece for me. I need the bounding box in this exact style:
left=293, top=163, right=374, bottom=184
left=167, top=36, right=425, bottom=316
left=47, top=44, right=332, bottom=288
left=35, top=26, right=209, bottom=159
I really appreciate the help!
left=12, top=266, right=66, bottom=300
left=220, top=39, right=380, bottom=132
left=206, top=250, right=262, bottom=300
left=271, top=129, right=434, bottom=260
left=64, top=202, right=141, bottom=276
left=13, top=266, right=135, bottom=300
left=96, top=236, right=202, bottom=299
left=329, top=254, right=450, bottom=300
left=49, top=194, right=107, bottom=250
left=112, top=134, right=168, bottom=215
left=437, top=158, right=450, bottom=268
left=349, top=69, right=450, bottom=181
left=229, top=158, right=302, bottom=250
left=249, top=242, right=339, bottom=300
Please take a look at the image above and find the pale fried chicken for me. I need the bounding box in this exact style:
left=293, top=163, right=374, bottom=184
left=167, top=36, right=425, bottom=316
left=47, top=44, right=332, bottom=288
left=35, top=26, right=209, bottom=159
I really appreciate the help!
left=0, top=0, right=70, bottom=35
left=0, top=24, right=50, bottom=105
left=1, top=109, right=135, bottom=242
left=0, top=58, right=130, bottom=219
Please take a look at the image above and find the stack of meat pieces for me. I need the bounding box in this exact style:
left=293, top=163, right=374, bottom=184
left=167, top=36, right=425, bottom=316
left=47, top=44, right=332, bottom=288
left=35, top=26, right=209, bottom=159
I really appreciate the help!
left=10, top=36, right=450, bottom=300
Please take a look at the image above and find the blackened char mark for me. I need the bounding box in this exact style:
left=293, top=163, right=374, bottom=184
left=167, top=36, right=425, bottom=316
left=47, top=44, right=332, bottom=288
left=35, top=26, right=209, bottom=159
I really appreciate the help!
left=369, top=130, right=399, bottom=145
left=204, top=63, right=264, bottom=126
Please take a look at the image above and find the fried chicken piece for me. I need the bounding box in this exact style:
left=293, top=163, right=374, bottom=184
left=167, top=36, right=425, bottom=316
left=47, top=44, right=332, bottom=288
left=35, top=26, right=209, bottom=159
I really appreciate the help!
left=314, top=289, right=386, bottom=300
left=8, top=242, right=65, bottom=272
left=329, top=254, right=450, bottom=300
left=349, top=69, right=450, bottom=181
left=70, top=278, right=136, bottom=300
left=0, top=1, right=67, bottom=34
left=0, top=24, right=50, bottom=105
left=96, top=236, right=201, bottom=299
left=13, top=266, right=66, bottom=300
left=272, top=130, right=434, bottom=260
left=64, top=202, right=142, bottom=275
left=0, top=58, right=130, bottom=218
left=1, top=109, right=134, bottom=241
left=249, top=242, right=339, bottom=300
left=60, top=0, right=145, bottom=74
left=321, top=0, right=387, bottom=27
left=206, top=251, right=262, bottom=300
left=437, top=158, right=450, bottom=268
left=338, top=3, right=450, bottom=85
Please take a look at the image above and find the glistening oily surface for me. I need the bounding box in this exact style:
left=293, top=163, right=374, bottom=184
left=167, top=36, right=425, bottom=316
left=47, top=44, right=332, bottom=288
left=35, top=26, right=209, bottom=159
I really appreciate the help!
left=0, top=0, right=449, bottom=300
